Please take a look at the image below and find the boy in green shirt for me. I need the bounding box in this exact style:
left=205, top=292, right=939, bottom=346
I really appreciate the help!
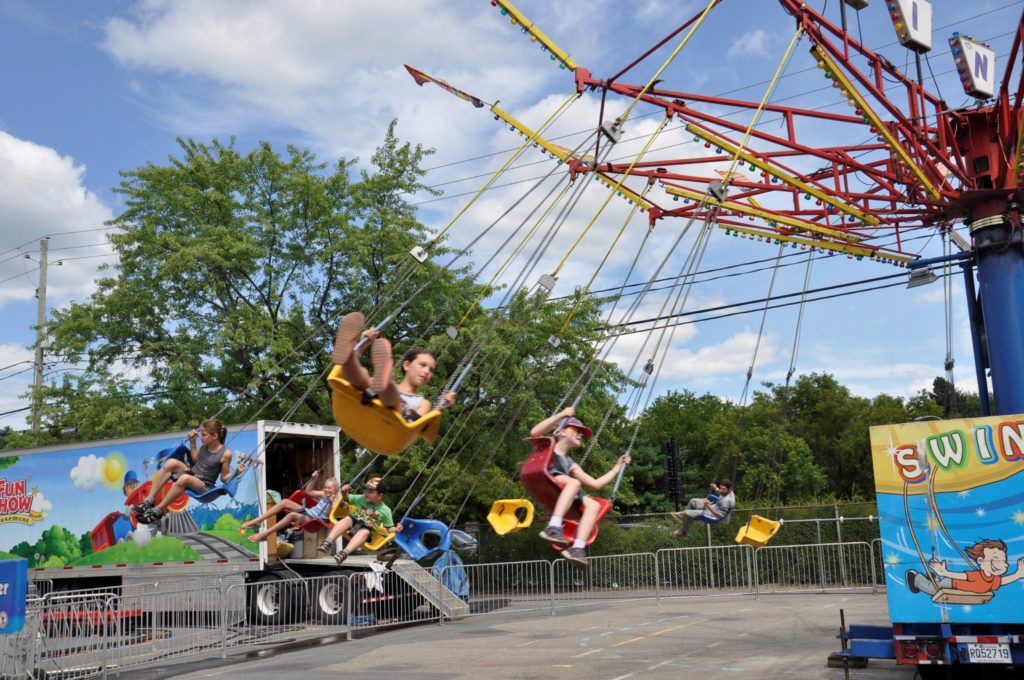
left=319, top=477, right=402, bottom=565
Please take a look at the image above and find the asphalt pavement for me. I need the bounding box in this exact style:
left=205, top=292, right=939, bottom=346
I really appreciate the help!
left=120, top=591, right=927, bottom=680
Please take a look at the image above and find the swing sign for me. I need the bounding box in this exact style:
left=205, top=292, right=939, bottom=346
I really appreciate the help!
left=870, top=413, right=1024, bottom=625
left=0, top=558, right=27, bottom=634
left=966, top=642, right=1010, bottom=664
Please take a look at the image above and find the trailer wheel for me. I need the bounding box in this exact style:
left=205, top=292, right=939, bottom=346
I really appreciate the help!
left=247, top=573, right=301, bottom=625
left=312, top=571, right=349, bottom=626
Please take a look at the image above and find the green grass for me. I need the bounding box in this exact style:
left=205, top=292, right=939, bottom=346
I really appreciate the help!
left=70, top=535, right=201, bottom=565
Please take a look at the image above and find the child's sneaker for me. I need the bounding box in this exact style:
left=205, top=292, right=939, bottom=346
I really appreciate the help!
left=318, top=539, right=335, bottom=556
left=370, top=339, right=394, bottom=393
left=334, top=549, right=350, bottom=566
left=539, top=525, right=569, bottom=545
left=563, top=547, right=588, bottom=568
left=141, top=507, right=164, bottom=525
left=132, top=499, right=154, bottom=517
left=332, top=312, right=365, bottom=365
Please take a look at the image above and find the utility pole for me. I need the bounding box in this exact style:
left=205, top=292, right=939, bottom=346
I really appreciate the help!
left=31, top=237, right=48, bottom=431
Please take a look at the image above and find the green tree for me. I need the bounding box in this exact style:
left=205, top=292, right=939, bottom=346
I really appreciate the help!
left=8, top=122, right=480, bottom=449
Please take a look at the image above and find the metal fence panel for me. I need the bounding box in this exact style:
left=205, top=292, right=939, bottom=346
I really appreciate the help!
left=551, top=553, right=658, bottom=610
left=438, top=560, right=553, bottom=619
left=346, top=564, right=442, bottom=636
left=754, top=542, right=875, bottom=594
left=656, top=545, right=755, bottom=598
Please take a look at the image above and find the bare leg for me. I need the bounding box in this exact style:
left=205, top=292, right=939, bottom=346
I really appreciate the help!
left=250, top=511, right=304, bottom=542
left=551, top=475, right=583, bottom=518
left=154, top=473, right=207, bottom=513
left=242, top=499, right=303, bottom=529
left=142, top=458, right=188, bottom=503
left=371, top=339, right=400, bottom=407
left=574, top=497, right=601, bottom=543
left=342, top=528, right=372, bottom=554
left=325, top=516, right=353, bottom=542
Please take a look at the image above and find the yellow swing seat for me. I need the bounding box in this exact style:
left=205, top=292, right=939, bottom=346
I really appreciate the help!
left=329, top=497, right=396, bottom=552
left=734, top=515, right=781, bottom=547
left=487, top=499, right=535, bottom=536
left=327, top=365, right=442, bottom=456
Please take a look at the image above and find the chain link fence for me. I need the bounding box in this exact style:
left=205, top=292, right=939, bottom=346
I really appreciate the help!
left=468, top=501, right=881, bottom=563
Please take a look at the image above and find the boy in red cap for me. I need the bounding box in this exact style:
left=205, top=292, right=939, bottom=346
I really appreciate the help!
left=530, top=406, right=630, bottom=567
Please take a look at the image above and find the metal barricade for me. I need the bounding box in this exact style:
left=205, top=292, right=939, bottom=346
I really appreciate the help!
left=551, top=553, right=658, bottom=610
left=223, top=573, right=350, bottom=652
left=438, top=559, right=552, bottom=619
left=656, top=544, right=755, bottom=600
left=871, top=538, right=886, bottom=593
left=1, top=597, right=42, bottom=679
left=753, top=541, right=875, bottom=594
left=32, top=591, right=118, bottom=680
left=346, top=563, right=443, bottom=637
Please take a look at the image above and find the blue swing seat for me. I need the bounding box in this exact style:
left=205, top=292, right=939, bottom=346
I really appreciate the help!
left=160, top=443, right=244, bottom=503
left=395, top=518, right=452, bottom=562
left=695, top=494, right=727, bottom=525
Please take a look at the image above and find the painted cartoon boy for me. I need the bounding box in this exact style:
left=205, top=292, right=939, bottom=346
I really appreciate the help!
left=906, top=538, right=1024, bottom=596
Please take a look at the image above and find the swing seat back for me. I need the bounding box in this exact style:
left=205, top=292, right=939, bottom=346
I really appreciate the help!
left=520, top=437, right=613, bottom=547
left=327, top=366, right=442, bottom=456
left=395, top=518, right=452, bottom=562
left=186, top=472, right=244, bottom=503
left=487, top=499, right=535, bottom=535
left=734, top=514, right=781, bottom=547
left=288, top=490, right=333, bottom=532
left=329, top=497, right=395, bottom=551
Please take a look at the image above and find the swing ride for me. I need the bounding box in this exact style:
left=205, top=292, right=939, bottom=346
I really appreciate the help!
left=380, top=0, right=1024, bottom=669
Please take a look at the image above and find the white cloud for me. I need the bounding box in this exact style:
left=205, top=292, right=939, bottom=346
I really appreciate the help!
left=100, top=1, right=544, bottom=164
left=70, top=454, right=106, bottom=491
left=0, top=131, right=115, bottom=309
left=727, top=29, right=770, bottom=59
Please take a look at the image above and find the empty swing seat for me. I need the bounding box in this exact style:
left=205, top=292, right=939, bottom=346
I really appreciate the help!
left=327, top=365, right=442, bottom=456
left=487, top=499, right=535, bottom=536
left=328, top=497, right=396, bottom=551
left=734, top=515, right=781, bottom=547
left=395, top=518, right=452, bottom=562
left=520, top=436, right=613, bottom=549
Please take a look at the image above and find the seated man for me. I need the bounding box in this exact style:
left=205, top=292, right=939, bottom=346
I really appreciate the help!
left=671, top=479, right=735, bottom=538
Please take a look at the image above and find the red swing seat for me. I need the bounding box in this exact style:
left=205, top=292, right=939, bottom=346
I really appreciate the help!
left=519, top=436, right=612, bottom=549
left=287, top=490, right=334, bottom=532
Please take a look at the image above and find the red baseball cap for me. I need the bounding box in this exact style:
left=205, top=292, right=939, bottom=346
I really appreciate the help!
left=562, top=417, right=593, bottom=440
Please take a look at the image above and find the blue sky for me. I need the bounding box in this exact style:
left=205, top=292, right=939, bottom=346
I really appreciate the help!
left=1, top=0, right=1021, bottom=431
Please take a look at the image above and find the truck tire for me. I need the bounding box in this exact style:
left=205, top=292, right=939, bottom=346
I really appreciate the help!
left=247, top=572, right=301, bottom=626
left=312, top=571, right=349, bottom=626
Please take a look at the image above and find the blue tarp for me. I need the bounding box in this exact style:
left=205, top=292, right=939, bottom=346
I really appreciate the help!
left=431, top=549, right=469, bottom=602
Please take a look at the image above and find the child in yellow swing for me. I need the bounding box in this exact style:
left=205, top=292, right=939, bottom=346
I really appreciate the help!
left=333, top=312, right=456, bottom=421
left=318, top=477, right=403, bottom=564
left=532, top=406, right=630, bottom=568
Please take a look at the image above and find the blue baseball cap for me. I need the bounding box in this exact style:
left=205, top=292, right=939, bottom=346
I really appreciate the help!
left=123, top=470, right=139, bottom=485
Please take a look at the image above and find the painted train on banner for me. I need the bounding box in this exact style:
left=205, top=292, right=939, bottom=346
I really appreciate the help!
left=872, top=414, right=1024, bottom=624
left=0, top=428, right=263, bottom=569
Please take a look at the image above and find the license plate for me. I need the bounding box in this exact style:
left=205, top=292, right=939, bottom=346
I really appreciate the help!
left=966, top=643, right=1010, bottom=664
